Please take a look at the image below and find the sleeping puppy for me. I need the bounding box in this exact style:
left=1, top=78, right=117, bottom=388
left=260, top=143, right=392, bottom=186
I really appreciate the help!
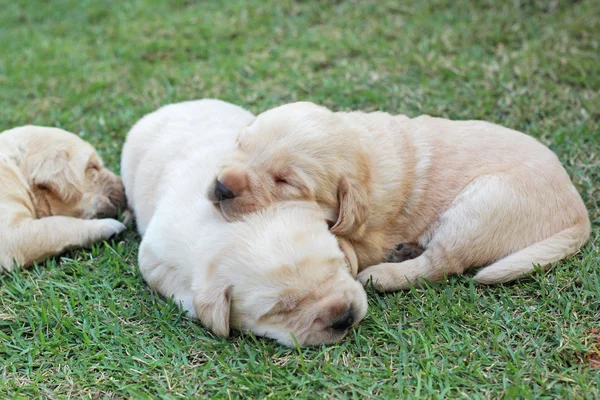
left=121, top=100, right=367, bottom=346
left=209, top=102, right=591, bottom=291
left=0, top=126, right=126, bottom=273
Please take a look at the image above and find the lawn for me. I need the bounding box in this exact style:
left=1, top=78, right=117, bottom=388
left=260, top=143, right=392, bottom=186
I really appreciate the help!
left=1, top=0, right=599, bottom=398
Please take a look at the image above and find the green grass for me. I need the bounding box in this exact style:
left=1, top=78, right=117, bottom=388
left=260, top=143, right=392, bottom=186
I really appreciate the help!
left=1, top=0, right=599, bottom=397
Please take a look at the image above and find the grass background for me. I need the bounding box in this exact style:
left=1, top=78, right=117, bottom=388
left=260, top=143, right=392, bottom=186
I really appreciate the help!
left=1, top=0, right=599, bottom=397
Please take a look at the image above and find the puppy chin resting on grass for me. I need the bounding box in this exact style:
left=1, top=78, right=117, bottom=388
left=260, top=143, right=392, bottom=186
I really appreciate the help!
left=121, top=99, right=367, bottom=347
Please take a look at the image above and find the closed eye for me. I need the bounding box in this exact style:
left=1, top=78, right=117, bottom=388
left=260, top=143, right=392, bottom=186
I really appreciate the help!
left=274, top=176, right=290, bottom=185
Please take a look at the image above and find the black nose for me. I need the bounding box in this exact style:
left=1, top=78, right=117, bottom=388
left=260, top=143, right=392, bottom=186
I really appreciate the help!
left=330, top=309, right=354, bottom=331
left=214, top=180, right=235, bottom=201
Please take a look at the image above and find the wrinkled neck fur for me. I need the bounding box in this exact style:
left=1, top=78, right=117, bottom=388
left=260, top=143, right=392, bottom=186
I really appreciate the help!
left=21, top=141, right=54, bottom=219
left=28, top=186, right=52, bottom=218
left=0, top=136, right=43, bottom=219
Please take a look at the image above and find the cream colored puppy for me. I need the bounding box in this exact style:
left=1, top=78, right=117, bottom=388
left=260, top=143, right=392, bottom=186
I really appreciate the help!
left=121, top=100, right=367, bottom=346
left=210, top=102, right=591, bottom=291
left=0, top=126, right=126, bottom=273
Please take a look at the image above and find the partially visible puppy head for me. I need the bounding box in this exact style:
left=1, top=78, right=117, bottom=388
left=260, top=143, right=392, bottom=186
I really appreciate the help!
left=23, top=127, right=126, bottom=219
left=208, top=102, right=371, bottom=238
left=194, top=201, right=367, bottom=347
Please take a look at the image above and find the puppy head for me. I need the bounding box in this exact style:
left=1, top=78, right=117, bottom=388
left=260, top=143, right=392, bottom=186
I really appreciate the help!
left=195, top=202, right=367, bottom=347
left=25, top=127, right=126, bottom=219
left=208, top=102, right=371, bottom=238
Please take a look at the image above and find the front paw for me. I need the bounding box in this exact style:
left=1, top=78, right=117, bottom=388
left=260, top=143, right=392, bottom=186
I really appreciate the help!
left=95, top=219, right=127, bottom=241
left=357, top=264, right=394, bottom=292
left=385, top=243, right=424, bottom=263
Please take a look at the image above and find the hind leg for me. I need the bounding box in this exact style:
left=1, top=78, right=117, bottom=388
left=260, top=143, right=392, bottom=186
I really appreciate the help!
left=358, top=175, right=539, bottom=292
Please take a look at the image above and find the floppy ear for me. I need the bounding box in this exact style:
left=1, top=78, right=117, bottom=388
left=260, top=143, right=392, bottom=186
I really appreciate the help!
left=28, top=149, right=82, bottom=203
left=330, top=177, right=369, bottom=238
left=338, top=238, right=359, bottom=277
left=193, top=284, right=233, bottom=337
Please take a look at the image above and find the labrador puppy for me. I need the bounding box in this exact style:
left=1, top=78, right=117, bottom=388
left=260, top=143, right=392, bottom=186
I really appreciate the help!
left=121, top=100, right=367, bottom=346
left=209, top=102, right=590, bottom=291
left=0, top=126, right=126, bottom=273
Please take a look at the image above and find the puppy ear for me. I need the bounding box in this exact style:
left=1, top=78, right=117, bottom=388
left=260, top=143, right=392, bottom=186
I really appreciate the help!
left=330, top=177, right=369, bottom=238
left=193, top=284, right=233, bottom=337
left=338, top=238, right=359, bottom=277
left=28, top=149, right=82, bottom=203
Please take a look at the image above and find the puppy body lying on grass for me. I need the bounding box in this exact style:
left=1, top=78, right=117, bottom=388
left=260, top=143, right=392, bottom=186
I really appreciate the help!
left=0, top=126, right=126, bottom=273
left=121, top=100, right=367, bottom=346
left=211, top=102, right=590, bottom=292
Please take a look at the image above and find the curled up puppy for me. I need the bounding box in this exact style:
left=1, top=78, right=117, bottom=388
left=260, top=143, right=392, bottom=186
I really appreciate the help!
left=209, top=102, right=590, bottom=291
left=0, top=126, right=127, bottom=273
left=121, top=100, right=367, bottom=347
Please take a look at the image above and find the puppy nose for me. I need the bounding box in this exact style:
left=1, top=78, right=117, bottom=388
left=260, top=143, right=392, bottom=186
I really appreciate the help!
left=330, top=308, right=354, bottom=331
left=214, top=180, right=235, bottom=201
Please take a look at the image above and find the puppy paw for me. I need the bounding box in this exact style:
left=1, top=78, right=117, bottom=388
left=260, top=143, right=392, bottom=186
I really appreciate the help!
left=357, top=264, right=397, bottom=292
left=94, top=219, right=127, bottom=241
left=385, top=243, right=424, bottom=263
left=121, top=209, right=135, bottom=226
left=357, top=260, right=427, bottom=292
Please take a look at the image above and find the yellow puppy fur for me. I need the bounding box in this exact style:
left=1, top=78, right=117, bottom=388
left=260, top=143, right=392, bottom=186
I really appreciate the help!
left=121, top=100, right=367, bottom=346
left=0, top=126, right=126, bottom=273
left=210, top=102, right=590, bottom=292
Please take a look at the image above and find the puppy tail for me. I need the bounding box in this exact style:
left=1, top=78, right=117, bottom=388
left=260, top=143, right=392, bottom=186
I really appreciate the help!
left=474, top=221, right=590, bottom=285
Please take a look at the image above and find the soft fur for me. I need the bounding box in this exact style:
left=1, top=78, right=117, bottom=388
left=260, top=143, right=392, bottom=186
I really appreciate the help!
left=210, top=102, right=591, bottom=291
left=121, top=100, right=367, bottom=346
left=0, top=126, right=126, bottom=273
